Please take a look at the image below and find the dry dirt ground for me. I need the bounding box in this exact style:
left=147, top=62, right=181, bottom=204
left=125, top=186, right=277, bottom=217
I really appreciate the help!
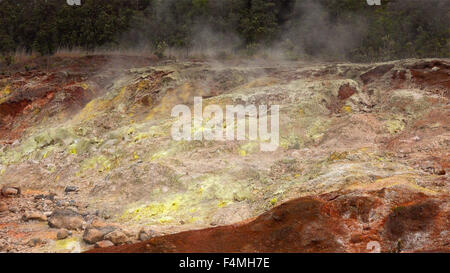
left=0, top=56, right=448, bottom=253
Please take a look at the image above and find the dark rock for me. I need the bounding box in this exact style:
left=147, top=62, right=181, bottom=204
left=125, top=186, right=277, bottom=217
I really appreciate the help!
left=48, top=209, right=84, bottom=230
left=338, top=84, right=357, bottom=100
left=384, top=200, right=440, bottom=241
left=34, top=193, right=55, bottom=201
left=27, top=238, right=44, bottom=247
left=64, top=186, right=78, bottom=193
left=34, top=194, right=45, bottom=200
left=57, top=229, right=70, bottom=240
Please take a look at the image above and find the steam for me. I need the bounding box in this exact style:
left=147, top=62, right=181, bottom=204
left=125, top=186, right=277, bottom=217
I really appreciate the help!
left=116, top=0, right=445, bottom=62
left=276, top=0, right=368, bottom=60
left=189, top=24, right=242, bottom=58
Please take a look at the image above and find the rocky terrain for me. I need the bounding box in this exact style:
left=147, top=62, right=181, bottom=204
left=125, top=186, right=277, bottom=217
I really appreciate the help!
left=0, top=56, right=448, bottom=253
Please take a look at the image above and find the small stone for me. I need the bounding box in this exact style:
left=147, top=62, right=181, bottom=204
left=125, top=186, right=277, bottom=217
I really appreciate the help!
left=64, top=186, right=78, bottom=193
left=57, top=229, right=70, bottom=240
left=27, top=238, right=43, bottom=247
left=138, top=227, right=156, bottom=241
left=0, top=202, right=7, bottom=213
left=34, top=194, right=45, bottom=200
left=0, top=238, right=8, bottom=250
left=1, top=186, right=20, bottom=197
left=82, top=222, right=88, bottom=230
left=94, top=240, right=114, bottom=248
left=23, top=211, right=47, bottom=222
left=9, top=207, right=19, bottom=213
left=104, top=230, right=128, bottom=245
left=100, top=210, right=111, bottom=219
left=46, top=193, right=56, bottom=201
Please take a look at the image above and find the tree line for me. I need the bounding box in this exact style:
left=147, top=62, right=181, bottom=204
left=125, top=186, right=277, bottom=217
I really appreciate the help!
left=0, top=0, right=448, bottom=63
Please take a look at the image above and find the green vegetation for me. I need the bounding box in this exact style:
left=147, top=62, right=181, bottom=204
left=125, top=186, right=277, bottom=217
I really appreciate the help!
left=0, top=0, right=448, bottom=63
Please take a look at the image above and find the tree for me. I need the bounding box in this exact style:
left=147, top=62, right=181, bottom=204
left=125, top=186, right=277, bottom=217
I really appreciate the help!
left=0, top=32, right=15, bottom=65
left=237, top=0, right=279, bottom=45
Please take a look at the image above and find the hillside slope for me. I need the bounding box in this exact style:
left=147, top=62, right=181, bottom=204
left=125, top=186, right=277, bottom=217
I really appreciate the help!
left=0, top=56, right=448, bottom=252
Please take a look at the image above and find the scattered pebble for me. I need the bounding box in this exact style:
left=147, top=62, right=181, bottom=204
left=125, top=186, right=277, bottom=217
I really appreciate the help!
left=64, top=186, right=78, bottom=193
left=94, top=240, right=114, bottom=248
left=23, top=211, right=47, bottom=222
left=1, top=186, right=20, bottom=197
left=0, top=202, right=8, bottom=213
left=57, top=229, right=70, bottom=240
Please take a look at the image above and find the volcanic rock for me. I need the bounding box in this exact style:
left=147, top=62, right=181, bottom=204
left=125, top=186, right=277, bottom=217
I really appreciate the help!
left=23, top=211, right=47, bottom=222
left=138, top=227, right=156, bottom=241
left=95, top=240, right=115, bottom=248
left=1, top=186, right=21, bottom=197
left=48, top=209, right=84, bottom=230
left=83, top=226, right=116, bottom=244
left=104, top=230, right=128, bottom=245
left=57, top=229, right=70, bottom=240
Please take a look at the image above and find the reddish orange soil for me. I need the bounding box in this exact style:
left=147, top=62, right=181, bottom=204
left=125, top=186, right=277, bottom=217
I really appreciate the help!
left=0, top=55, right=158, bottom=143
left=87, top=187, right=449, bottom=253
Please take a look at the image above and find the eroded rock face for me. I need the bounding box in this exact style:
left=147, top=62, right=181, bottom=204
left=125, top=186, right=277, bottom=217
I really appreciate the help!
left=360, top=64, right=395, bottom=84
left=88, top=186, right=449, bottom=253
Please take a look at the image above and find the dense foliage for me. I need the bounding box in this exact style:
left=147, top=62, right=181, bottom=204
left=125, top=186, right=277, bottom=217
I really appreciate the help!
left=0, top=0, right=448, bottom=62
